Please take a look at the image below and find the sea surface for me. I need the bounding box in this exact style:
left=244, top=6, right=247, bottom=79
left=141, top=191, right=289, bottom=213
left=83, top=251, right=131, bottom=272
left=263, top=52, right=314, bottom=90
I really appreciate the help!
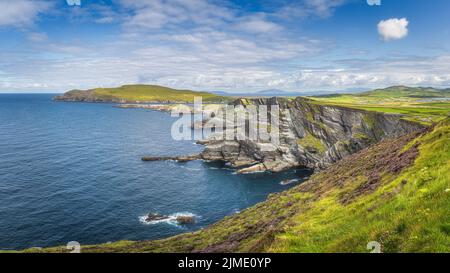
left=0, top=94, right=311, bottom=250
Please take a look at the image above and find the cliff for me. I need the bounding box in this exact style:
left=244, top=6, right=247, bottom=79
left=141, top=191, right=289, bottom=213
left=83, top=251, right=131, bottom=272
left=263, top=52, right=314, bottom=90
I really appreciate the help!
left=25, top=118, right=449, bottom=253
left=200, top=97, right=424, bottom=173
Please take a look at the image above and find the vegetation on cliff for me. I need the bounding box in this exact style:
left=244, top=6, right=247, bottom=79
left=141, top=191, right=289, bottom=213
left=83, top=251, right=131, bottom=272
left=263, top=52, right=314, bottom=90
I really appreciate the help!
left=297, top=133, right=326, bottom=154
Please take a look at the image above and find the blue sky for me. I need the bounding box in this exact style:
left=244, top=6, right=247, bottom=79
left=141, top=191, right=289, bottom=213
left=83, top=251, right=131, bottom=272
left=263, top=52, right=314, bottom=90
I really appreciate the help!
left=1, top=0, right=450, bottom=93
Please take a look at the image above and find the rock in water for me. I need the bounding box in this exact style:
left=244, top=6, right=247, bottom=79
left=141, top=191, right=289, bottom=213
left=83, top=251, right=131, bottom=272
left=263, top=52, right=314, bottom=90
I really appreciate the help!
left=176, top=216, right=195, bottom=225
left=142, top=154, right=200, bottom=162
left=145, top=213, right=169, bottom=222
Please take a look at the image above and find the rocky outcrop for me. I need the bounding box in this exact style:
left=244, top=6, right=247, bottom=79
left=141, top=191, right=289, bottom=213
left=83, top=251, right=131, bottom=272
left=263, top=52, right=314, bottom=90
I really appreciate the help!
left=142, top=154, right=201, bottom=162
left=115, top=104, right=177, bottom=112
left=199, top=97, right=424, bottom=173
left=145, top=213, right=169, bottom=222
left=144, top=213, right=196, bottom=225
left=176, top=216, right=196, bottom=224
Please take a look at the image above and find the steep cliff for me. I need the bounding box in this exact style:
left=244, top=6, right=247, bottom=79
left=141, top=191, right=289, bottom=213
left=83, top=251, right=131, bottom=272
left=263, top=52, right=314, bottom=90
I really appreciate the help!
left=200, top=97, right=424, bottom=173
left=25, top=118, right=449, bottom=253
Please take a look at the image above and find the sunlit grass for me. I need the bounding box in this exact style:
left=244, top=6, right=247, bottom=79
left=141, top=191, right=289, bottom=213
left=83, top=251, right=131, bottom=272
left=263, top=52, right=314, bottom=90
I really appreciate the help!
left=268, top=119, right=450, bottom=252
left=309, top=88, right=450, bottom=125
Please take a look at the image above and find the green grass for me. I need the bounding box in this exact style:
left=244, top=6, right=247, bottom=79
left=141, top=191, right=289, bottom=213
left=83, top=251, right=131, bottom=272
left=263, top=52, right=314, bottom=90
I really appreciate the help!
left=309, top=86, right=450, bottom=125
left=58, top=84, right=226, bottom=103
left=360, top=86, right=450, bottom=99
left=297, top=133, right=327, bottom=154
left=269, top=119, right=450, bottom=252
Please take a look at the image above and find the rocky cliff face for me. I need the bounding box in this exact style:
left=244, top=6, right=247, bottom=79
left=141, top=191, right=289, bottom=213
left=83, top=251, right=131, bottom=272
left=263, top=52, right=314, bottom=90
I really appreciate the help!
left=200, top=97, right=423, bottom=173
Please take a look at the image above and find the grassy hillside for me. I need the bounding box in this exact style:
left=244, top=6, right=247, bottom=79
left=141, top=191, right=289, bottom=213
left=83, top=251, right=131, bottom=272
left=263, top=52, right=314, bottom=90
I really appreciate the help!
left=360, top=86, right=450, bottom=99
left=316, top=86, right=450, bottom=101
left=310, top=86, right=450, bottom=124
left=54, top=84, right=226, bottom=103
left=23, top=118, right=450, bottom=253
left=268, top=119, right=450, bottom=252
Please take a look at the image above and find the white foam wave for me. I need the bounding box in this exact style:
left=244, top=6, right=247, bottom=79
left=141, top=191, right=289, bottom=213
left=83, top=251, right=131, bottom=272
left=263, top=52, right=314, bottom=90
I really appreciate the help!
left=235, top=170, right=267, bottom=175
left=179, top=166, right=202, bottom=172
left=280, top=179, right=300, bottom=186
left=139, top=212, right=197, bottom=226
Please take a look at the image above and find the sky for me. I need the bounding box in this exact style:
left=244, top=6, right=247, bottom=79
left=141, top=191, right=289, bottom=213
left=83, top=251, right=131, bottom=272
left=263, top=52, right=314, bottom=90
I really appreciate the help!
left=0, top=0, right=450, bottom=93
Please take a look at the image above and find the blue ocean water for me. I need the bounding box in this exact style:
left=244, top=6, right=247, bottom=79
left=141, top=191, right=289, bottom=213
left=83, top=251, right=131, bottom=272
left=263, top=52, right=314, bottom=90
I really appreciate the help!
left=0, top=94, right=311, bottom=250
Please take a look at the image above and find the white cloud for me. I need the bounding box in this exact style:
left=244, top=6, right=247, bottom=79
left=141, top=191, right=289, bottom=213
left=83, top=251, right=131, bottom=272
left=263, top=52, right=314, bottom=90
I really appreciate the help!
left=276, top=0, right=347, bottom=19
left=264, top=54, right=450, bottom=91
left=378, top=18, right=409, bottom=41
left=27, top=32, right=48, bottom=42
left=119, top=0, right=234, bottom=30
left=234, top=16, right=281, bottom=33
left=0, top=0, right=51, bottom=27
left=3, top=38, right=450, bottom=92
left=304, top=0, right=347, bottom=17
left=2, top=1, right=447, bottom=93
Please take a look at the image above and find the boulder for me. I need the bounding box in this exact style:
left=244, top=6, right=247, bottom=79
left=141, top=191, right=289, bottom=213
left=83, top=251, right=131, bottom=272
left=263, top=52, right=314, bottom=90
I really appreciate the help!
left=145, top=213, right=169, bottom=222
left=176, top=216, right=195, bottom=225
left=142, top=154, right=200, bottom=162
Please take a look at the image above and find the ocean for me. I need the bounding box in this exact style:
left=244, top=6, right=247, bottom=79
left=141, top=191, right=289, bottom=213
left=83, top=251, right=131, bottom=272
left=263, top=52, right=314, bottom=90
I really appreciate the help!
left=0, top=94, right=311, bottom=250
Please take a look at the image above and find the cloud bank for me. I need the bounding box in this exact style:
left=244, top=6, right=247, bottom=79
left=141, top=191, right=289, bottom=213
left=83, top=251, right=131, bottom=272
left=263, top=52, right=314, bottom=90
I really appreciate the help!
left=1, top=1, right=449, bottom=93
left=0, top=0, right=51, bottom=27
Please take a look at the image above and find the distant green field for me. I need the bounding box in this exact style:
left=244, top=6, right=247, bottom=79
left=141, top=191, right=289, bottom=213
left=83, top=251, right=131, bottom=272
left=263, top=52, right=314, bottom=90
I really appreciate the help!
left=56, top=84, right=227, bottom=103
left=316, top=86, right=450, bottom=101
left=309, top=86, right=450, bottom=124
left=359, top=86, right=450, bottom=98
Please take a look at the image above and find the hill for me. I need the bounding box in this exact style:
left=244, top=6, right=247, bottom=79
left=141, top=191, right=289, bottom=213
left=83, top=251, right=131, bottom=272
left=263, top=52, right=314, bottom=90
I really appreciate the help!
left=212, top=89, right=303, bottom=97
left=212, top=87, right=370, bottom=97
left=54, top=84, right=227, bottom=103
left=360, top=86, right=450, bottom=99
left=313, top=86, right=450, bottom=102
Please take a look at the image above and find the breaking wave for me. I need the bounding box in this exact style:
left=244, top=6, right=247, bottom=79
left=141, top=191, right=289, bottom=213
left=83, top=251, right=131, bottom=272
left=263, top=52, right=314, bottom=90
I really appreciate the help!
left=139, top=212, right=197, bottom=226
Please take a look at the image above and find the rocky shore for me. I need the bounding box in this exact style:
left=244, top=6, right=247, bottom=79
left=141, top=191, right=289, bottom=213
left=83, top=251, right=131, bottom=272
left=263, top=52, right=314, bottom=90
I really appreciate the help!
left=199, top=98, right=423, bottom=172
left=115, top=104, right=179, bottom=112
left=142, top=154, right=201, bottom=162
left=142, top=97, right=424, bottom=174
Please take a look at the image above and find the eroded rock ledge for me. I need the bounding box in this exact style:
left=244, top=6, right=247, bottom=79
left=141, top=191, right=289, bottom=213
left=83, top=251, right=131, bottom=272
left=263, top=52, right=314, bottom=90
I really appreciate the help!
left=142, top=154, right=201, bottom=162
left=143, top=97, right=424, bottom=173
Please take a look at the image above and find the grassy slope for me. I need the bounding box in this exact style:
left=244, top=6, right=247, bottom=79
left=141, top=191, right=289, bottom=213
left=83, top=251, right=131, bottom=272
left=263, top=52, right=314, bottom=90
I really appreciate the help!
left=23, top=118, right=449, bottom=253
left=269, top=119, right=450, bottom=252
left=57, top=84, right=225, bottom=103
left=309, top=86, right=450, bottom=124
